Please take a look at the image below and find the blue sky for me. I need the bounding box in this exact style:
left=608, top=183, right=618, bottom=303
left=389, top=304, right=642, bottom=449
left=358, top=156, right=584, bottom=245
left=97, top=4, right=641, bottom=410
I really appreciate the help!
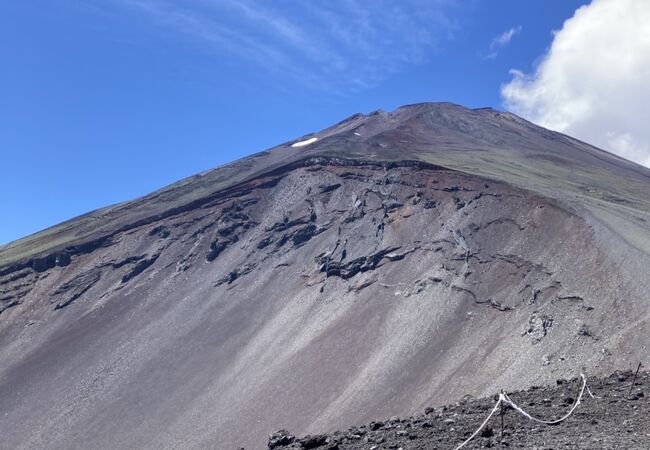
left=0, top=0, right=590, bottom=244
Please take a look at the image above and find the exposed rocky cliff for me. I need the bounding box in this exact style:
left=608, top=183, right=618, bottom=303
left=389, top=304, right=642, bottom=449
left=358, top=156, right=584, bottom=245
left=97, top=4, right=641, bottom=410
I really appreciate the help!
left=0, top=103, right=648, bottom=449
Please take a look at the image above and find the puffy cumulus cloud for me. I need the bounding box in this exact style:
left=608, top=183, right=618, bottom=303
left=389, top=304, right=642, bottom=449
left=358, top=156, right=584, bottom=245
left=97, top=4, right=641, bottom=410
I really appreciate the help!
left=501, top=0, right=650, bottom=167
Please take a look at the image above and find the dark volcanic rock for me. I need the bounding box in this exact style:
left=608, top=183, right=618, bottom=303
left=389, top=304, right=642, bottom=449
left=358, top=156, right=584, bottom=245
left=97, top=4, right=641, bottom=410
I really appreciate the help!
left=52, top=268, right=101, bottom=309
left=279, top=371, right=650, bottom=449
left=121, top=252, right=160, bottom=283
left=206, top=238, right=230, bottom=262
left=297, top=434, right=328, bottom=449
left=269, top=430, right=295, bottom=448
left=317, top=247, right=401, bottom=279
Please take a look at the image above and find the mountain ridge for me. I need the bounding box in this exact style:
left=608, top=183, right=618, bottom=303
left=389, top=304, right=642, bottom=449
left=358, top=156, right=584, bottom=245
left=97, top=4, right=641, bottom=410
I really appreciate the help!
left=2, top=102, right=649, bottom=269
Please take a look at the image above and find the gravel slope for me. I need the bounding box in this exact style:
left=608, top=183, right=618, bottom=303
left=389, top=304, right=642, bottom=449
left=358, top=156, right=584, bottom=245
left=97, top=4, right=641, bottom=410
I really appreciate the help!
left=270, top=369, right=649, bottom=450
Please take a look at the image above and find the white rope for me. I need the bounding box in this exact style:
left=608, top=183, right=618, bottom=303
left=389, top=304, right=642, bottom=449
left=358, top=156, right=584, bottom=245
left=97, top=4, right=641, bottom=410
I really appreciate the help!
left=585, top=382, right=598, bottom=399
left=502, top=373, right=589, bottom=425
left=453, top=394, right=504, bottom=450
left=452, top=374, right=595, bottom=449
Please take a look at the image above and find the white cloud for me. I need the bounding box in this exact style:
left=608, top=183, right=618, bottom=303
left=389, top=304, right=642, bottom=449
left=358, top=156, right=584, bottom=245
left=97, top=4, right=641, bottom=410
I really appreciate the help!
left=483, top=25, right=521, bottom=59
left=115, top=0, right=460, bottom=91
left=501, top=0, right=650, bottom=167
left=494, top=26, right=521, bottom=47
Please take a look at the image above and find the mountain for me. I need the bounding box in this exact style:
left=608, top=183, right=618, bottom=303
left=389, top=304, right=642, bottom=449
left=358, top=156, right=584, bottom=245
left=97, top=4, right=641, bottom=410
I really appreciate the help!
left=0, top=103, right=649, bottom=450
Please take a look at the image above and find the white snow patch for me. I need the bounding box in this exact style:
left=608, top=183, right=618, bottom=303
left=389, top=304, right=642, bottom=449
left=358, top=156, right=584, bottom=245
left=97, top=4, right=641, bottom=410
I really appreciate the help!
left=354, top=132, right=361, bottom=136
left=291, top=137, right=318, bottom=147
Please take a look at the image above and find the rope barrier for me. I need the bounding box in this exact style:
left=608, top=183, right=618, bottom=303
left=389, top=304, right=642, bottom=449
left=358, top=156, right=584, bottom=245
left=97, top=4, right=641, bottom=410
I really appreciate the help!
left=502, top=373, right=589, bottom=425
left=453, top=374, right=594, bottom=450
left=585, top=382, right=598, bottom=399
left=453, top=394, right=505, bottom=450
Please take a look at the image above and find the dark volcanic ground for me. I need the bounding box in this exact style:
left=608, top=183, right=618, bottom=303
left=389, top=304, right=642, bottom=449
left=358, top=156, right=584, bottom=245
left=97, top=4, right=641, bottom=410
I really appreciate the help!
left=270, top=370, right=649, bottom=450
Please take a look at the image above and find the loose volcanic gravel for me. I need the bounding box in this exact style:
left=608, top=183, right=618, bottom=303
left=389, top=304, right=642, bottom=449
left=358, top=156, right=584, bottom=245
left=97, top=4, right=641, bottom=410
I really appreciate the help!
left=266, top=370, right=649, bottom=450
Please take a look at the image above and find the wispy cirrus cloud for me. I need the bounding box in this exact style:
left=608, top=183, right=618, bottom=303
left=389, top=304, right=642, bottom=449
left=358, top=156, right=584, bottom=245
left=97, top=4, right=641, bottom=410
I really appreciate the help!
left=113, top=0, right=461, bottom=91
left=482, top=25, right=521, bottom=59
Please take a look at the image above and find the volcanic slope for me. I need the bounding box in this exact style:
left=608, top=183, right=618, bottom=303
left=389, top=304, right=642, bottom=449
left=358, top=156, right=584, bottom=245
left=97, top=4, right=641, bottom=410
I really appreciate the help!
left=0, top=103, right=648, bottom=450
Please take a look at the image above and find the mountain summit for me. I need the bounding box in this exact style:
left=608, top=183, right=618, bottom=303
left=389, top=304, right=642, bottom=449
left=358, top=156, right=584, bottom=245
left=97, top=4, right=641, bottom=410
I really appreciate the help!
left=1, top=103, right=649, bottom=449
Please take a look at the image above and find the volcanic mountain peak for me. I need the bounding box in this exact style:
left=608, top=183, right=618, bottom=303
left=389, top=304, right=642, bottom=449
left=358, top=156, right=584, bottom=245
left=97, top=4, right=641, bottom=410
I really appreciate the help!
left=2, top=102, right=648, bottom=270
left=0, top=102, right=649, bottom=450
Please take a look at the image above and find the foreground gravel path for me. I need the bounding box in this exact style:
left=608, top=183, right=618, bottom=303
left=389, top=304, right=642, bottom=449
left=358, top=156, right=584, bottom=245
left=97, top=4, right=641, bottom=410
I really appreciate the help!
left=267, top=370, right=649, bottom=450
